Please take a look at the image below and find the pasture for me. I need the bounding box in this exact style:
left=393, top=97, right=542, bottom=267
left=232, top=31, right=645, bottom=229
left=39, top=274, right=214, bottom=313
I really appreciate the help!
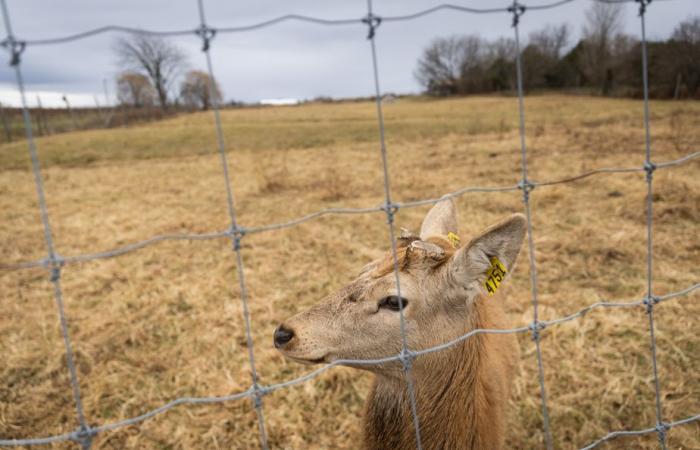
left=1, top=94, right=699, bottom=449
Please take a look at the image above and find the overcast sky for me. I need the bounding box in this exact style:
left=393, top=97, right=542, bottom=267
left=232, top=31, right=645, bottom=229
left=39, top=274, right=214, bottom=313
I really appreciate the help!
left=0, top=0, right=696, bottom=107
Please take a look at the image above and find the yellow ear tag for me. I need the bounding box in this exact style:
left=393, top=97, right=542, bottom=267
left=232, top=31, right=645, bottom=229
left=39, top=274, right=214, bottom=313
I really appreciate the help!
left=446, top=232, right=461, bottom=248
left=484, top=256, right=507, bottom=296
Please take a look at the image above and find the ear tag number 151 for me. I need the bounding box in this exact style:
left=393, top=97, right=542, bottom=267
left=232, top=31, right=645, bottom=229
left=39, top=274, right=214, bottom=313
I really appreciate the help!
left=484, top=256, right=507, bottom=296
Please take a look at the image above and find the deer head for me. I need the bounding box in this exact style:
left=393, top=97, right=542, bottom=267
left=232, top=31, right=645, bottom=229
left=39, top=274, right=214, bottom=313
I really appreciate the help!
left=274, top=198, right=526, bottom=375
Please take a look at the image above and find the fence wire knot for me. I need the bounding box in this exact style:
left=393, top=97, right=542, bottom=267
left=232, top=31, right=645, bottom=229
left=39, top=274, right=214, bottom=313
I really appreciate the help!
left=655, top=421, right=668, bottom=444
left=507, top=2, right=526, bottom=27
left=529, top=321, right=546, bottom=342
left=255, top=384, right=270, bottom=397
left=362, top=13, right=382, bottom=40
left=643, top=295, right=660, bottom=313
left=381, top=202, right=399, bottom=224
left=71, top=425, right=94, bottom=450
left=644, top=161, right=656, bottom=182
left=3, top=0, right=700, bottom=448
left=636, top=0, right=652, bottom=17
left=517, top=179, right=535, bottom=193
left=49, top=256, right=65, bottom=282
left=398, top=349, right=415, bottom=372
left=195, top=25, right=217, bottom=52
left=252, top=384, right=267, bottom=409
left=0, top=37, right=25, bottom=66
left=519, top=179, right=535, bottom=204
left=229, top=226, right=247, bottom=251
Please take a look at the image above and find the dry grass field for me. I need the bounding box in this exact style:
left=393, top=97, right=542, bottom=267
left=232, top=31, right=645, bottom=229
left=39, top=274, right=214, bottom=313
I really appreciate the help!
left=0, top=94, right=699, bottom=449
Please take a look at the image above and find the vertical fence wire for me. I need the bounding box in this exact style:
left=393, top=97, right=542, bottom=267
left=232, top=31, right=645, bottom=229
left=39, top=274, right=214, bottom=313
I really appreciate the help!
left=637, top=1, right=667, bottom=448
left=364, top=0, right=423, bottom=448
left=510, top=2, right=554, bottom=449
left=0, top=1, right=92, bottom=448
left=195, top=0, right=269, bottom=448
left=1, top=1, right=699, bottom=449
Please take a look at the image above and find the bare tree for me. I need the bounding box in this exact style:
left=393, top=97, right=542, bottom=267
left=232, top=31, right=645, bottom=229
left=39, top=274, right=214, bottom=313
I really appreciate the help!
left=582, top=2, right=624, bottom=94
left=672, top=16, right=700, bottom=44
left=583, top=2, right=624, bottom=50
left=486, top=37, right=516, bottom=62
left=416, top=35, right=519, bottom=95
left=669, top=16, right=700, bottom=97
left=114, top=35, right=187, bottom=109
left=414, top=36, right=468, bottom=96
left=519, top=24, right=572, bottom=91
left=414, top=35, right=493, bottom=95
left=116, top=72, right=156, bottom=107
left=484, top=38, right=516, bottom=91
left=529, top=24, right=571, bottom=60
left=179, top=70, right=223, bottom=111
left=458, top=36, right=486, bottom=92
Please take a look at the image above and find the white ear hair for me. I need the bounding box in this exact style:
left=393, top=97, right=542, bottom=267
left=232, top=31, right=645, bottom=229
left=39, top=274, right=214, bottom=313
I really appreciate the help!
left=408, top=240, right=446, bottom=261
left=400, top=227, right=417, bottom=239
left=420, top=196, right=459, bottom=240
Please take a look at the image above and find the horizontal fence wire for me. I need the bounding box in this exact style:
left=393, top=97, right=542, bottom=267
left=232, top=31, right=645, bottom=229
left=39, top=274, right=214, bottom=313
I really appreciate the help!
left=0, top=0, right=673, bottom=47
left=0, top=0, right=698, bottom=448
left=0, top=283, right=697, bottom=447
left=1, top=151, right=698, bottom=271
left=579, top=412, right=700, bottom=450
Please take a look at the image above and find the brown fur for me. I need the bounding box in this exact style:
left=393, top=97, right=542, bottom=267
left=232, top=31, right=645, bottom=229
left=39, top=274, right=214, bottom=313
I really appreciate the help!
left=372, top=237, right=456, bottom=278
left=364, top=291, right=517, bottom=450
left=276, top=204, right=525, bottom=450
left=366, top=238, right=517, bottom=449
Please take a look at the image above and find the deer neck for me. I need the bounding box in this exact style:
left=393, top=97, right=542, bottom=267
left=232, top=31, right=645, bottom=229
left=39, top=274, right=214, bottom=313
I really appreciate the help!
left=363, top=298, right=504, bottom=450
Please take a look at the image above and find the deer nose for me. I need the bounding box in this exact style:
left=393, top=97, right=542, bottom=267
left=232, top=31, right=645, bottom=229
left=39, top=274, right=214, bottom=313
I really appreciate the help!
left=274, top=324, right=295, bottom=348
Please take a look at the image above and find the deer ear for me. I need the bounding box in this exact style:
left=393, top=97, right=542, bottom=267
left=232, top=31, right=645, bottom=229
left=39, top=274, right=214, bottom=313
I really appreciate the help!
left=419, top=197, right=459, bottom=240
left=449, top=214, right=527, bottom=295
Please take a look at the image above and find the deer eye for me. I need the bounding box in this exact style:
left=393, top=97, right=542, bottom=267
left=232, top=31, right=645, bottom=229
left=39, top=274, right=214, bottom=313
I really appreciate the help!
left=379, top=295, right=408, bottom=311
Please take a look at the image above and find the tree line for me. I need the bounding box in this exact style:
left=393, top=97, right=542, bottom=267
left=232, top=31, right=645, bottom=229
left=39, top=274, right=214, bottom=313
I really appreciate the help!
left=114, top=35, right=223, bottom=110
left=415, top=3, right=700, bottom=99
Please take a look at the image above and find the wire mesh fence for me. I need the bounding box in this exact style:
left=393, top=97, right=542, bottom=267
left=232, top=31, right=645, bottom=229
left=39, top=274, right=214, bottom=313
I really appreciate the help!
left=0, top=0, right=698, bottom=448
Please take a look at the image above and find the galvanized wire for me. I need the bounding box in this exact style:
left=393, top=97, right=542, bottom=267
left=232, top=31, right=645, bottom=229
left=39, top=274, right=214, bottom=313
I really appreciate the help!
left=0, top=283, right=697, bottom=447
left=2, top=151, right=697, bottom=272
left=195, top=0, right=268, bottom=447
left=580, top=412, right=700, bottom=450
left=637, top=1, right=667, bottom=448
left=365, top=0, right=422, bottom=446
left=0, top=0, right=698, bottom=448
left=511, top=2, right=553, bottom=448
left=5, top=0, right=677, bottom=47
left=0, top=1, right=91, bottom=448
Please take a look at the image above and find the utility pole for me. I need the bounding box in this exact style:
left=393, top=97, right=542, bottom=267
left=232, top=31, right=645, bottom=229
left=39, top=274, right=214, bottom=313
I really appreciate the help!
left=62, top=95, right=78, bottom=131
left=102, top=78, right=115, bottom=127
left=0, top=102, right=12, bottom=143
left=93, top=94, right=106, bottom=127
left=36, top=95, right=49, bottom=136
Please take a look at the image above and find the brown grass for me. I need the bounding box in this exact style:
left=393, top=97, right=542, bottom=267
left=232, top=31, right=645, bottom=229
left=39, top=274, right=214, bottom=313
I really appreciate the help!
left=0, top=95, right=699, bottom=449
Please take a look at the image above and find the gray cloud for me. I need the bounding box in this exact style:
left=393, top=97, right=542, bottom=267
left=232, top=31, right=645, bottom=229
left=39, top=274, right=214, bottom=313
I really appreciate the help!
left=0, top=0, right=696, bottom=106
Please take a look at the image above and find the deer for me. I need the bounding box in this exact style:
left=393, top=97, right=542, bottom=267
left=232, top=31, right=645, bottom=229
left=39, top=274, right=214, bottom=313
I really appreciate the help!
left=274, top=198, right=526, bottom=449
